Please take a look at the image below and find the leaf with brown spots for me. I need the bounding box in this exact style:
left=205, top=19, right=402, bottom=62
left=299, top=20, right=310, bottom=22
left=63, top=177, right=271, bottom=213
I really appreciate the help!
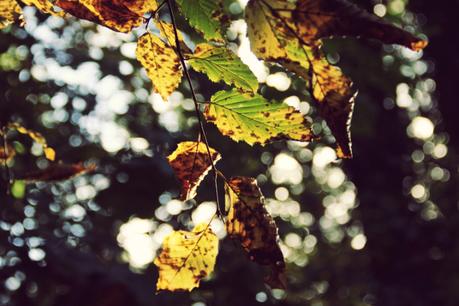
left=176, top=0, right=223, bottom=41
left=7, top=123, right=56, bottom=161
left=167, top=141, right=221, bottom=201
left=292, top=0, right=428, bottom=51
left=154, top=223, right=219, bottom=292
left=225, top=176, right=286, bottom=289
left=205, top=89, right=312, bottom=146
left=0, top=144, right=16, bottom=164
left=188, top=43, right=258, bottom=92
left=136, top=32, right=183, bottom=101
left=18, top=162, right=96, bottom=182
left=56, top=0, right=156, bottom=32
left=0, top=0, right=22, bottom=29
left=21, top=0, right=65, bottom=17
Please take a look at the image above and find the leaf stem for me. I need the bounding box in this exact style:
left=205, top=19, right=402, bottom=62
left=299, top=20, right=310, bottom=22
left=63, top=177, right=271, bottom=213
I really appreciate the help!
left=166, top=0, right=223, bottom=216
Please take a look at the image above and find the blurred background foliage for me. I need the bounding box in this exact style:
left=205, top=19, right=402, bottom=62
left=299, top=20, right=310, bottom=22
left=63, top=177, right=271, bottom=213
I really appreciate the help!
left=0, top=0, right=458, bottom=305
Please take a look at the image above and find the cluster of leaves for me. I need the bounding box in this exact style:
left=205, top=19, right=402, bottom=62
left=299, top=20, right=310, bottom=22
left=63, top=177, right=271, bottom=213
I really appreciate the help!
left=0, top=0, right=427, bottom=292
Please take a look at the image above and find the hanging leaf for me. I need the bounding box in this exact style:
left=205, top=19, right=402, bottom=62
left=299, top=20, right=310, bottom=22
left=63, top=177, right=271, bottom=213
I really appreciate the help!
left=292, top=0, right=428, bottom=51
left=18, top=162, right=96, bottom=182
left=0, top=144, right=16, bottom=164
left=7, top=123, right=56, bottom=161
left=56, top=0, right=155, bottom=32
left=0, top=0, right=22, bottom=29
left=188, top=44, right=258, bottom=92
left=225, top=176, right=286, bottom=289
left=205, top=90, right=312, bottom=146
left=136, top=32, right=183, bottom=101
left=175, top=0, right=223, bottom=41
left=167, top=141, right=221, bottom=201
left=154, top=223, right=219, bottom=292
left=156, top=20, right=192, bottom=54
left=21, top=0, right=65, bottom=17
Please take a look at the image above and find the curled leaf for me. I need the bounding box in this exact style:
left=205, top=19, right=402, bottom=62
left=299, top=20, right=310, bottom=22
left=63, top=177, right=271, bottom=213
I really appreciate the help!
left=18, top=162, right=96, bottom=182
left=154, top=223, right=219, bottom=292
left=292, top=0, right=428, bottom=51
left=225, top=176, right=286, bottom=289
left=167, top=141, right=221, bottom=201
left=205, top=90, right=312, bottom=146
left=136, top=32, right=183, bottom=101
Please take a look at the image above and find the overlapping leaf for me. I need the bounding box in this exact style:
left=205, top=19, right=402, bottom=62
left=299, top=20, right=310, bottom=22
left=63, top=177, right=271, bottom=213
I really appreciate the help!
left=205, top=90, right=312, bottom=146
left=0, top=0, right=22, bottom=29
left=7, top=123, right=55, bottom=160
left=167, top=141, right=221, bottom=201
left=154, top=223, right=219, bottom=292
left=245, top=0, right=427, bottom=157
left=56, top=0, right=156, bottom=32
left=189, top=44, right=258, bottom=92
left=136, top=32, right=183, bottom=101
left=225, top=176, right=286, bottom=288
left=175, top=0, right=223, bottom=41
left=292, top=0, right=428, bottom=51
left=18, top=162, right=96, bottom=182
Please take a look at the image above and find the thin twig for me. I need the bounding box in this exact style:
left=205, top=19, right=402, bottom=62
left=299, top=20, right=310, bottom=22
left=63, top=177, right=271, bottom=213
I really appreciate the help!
left=166, top=0, right=223, bottom=216
left=1, top=126, right=12, bottom=195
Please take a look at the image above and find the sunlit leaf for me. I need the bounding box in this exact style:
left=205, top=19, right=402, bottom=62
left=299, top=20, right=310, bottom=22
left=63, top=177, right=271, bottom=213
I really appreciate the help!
left=156, top=20, right=192, bottom=53
left=189, top=43, right=258, bottom=92
left=18, top=162, right=96, bottom=182
left=154, top=222, right=219, bottom=292
left=21, top=0, right=65, bottom=16
left=205, top=90, right=312, bottom=146
left=136, top=32, right=183, bottom=101
left=0, top=0, right=22, bottom=29
left=0, top=144, right=16, bottom=164
left=293, top=0, right=428, bottom=51
left=7, top=123, right=56, bottom=161
left=167, top=141, right=221, bottom=201
left=176, top=0, right=223, bottom=41
left=56, top=0, right=155, bottom=32
left=225, top=176, right=286, bottom=288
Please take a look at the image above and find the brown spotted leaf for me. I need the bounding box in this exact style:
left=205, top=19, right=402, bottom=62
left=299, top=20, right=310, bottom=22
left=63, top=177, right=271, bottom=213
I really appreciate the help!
left=136, top=32, right=183, bottom=101
left=56, top=0, right=156, bottom=32
left=0, top=0, right=22, bottom=29
left=154, top=223, right=219, bottom=292
left=167, top=141, right=221, bottom=201
left=292, top=0, right=428, bottom=51
left=205, top=89, right=312, bottom=146
left=225, top=176, right=286, bottom=289
left=18, top=162, right=96, bottom=182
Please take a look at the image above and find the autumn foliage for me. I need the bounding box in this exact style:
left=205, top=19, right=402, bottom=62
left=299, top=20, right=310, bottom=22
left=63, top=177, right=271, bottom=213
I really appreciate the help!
left=0, top=0, right=427, bottom=293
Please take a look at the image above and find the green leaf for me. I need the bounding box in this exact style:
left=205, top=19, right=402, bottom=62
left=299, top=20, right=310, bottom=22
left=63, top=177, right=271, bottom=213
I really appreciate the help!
left=176, top=0, right=223, bottom=41
left=205, top=90, right=312, bottom=145
left=189, top=44, right=258, bottom=92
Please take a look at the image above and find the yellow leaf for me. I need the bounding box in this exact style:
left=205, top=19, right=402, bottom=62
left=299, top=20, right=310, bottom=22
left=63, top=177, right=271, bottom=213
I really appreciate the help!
left=0, top=0, right=22, bottom=29
left=225, top=176, right=286, bottom=289
left=0, top=144, right=16, bottom=164
left=21, top=0, right=65, bottom=17
left=136, top=32, right=183, bottom=101
left=154, top=223, right=219, bottom=292
left=43, top=147, right=55, bottom=161
left=167, top=141, right=221, bottom=201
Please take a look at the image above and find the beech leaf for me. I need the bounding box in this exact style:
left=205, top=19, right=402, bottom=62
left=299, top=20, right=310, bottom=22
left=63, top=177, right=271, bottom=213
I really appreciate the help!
left=167, top=141, right=221, bottom=201
left=0, top=0, right=22, bottom=29
left=225, top=176, right=286, bottom=289
left=136, top=32, right=183, bottom=101
left=21, top=0, right=65, bottom=16
left=154, top=223, right=219, bottom=292
left=18, top=163, right=96, bottom=183
left=205, top=90, right=312, bottom=146
left=189, top=44, right=258, bottom=92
